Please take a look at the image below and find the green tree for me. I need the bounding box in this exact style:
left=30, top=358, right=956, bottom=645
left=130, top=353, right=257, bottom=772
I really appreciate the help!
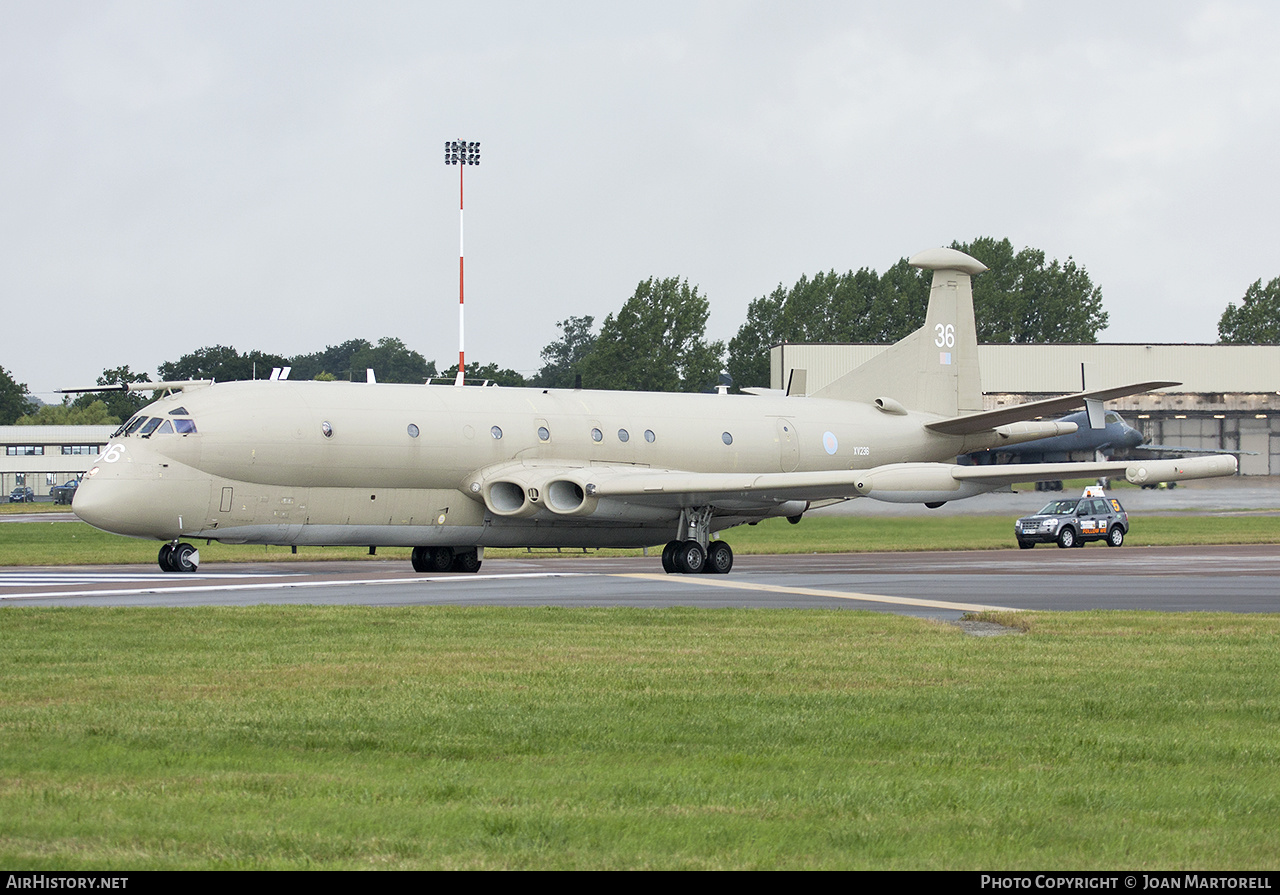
left=726, top=238, right=1108, bottom=390
left=347, top=337, right=436, bottom=384
left=532, top=316, right=596, bottom=388
left=954, top=237, right=1108, bottom=343
left=579, top=278, right=724, bottom=392
left=72, top=366, right=152, bottom=422
left=0, top=365, right=32, bottom=424
left=1218, top=277, right=1280, bottom=344
left=440, top=361, right=527, bottom=388
left=157, top=346, right=289, bottom=382
left=18, top=399, right=119, bottom=426
left=287, top=339, right=374, bottom=381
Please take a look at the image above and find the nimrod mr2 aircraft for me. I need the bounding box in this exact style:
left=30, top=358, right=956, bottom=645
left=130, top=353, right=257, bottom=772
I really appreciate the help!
left=69, top=247, right=1236, bottom=574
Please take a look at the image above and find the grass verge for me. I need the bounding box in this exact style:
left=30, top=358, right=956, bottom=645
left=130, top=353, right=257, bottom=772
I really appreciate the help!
left=2, top=514, right=1279, bottom=567
left=0, top=607, right=1276, bottom=869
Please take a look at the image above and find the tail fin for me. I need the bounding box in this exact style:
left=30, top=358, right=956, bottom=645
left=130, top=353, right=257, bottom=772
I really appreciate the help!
left=809, top=247, right=985, bottom=417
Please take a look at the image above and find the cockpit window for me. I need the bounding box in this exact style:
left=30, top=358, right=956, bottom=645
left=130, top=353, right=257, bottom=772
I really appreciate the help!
left=173, top=418, right=197, bottom=434
left=1105, top=412, right=1120, bottom=425
left=124, top=416, right=148, bottom=436
left=138, top=417, right=163, bottom=437
left=153, top=420, right=174, bottom=435
left=169, top=407, right=189, bottom=416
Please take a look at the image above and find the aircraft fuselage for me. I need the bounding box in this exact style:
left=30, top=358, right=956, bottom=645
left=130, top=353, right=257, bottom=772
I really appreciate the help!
left=73, top=380, right=977, bottom=549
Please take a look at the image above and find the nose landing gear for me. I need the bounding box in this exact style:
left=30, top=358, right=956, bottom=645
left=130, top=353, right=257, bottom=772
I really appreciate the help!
left=158, top=541, right=199, bottom=573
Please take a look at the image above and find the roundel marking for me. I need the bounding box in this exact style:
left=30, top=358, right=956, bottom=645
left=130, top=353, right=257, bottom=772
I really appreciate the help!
left=823, top=431, right=838, bottom=455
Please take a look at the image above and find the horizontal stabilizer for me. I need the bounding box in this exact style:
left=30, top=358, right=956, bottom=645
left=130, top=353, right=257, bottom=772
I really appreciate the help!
left=925, top=381, right=1180, bottom=436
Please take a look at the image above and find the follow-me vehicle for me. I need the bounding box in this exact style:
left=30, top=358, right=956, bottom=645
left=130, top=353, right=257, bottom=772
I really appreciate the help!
left=67, top=248, right=1237, bottom=574
left=1015, top=488, right=1129, bottom=548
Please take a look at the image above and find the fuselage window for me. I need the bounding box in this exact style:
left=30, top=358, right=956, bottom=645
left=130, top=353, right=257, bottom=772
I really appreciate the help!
left=173, top=419, right=197, bottom=435
left=491, top=426, right=503, bottom=439
left=322, top=421, right=333, bottom=438
left=644, top=429, right=655, bottom=443
left=538, top=426, right=550, bottom=442
left=722, top=432, right=733, bottom=445
left=138, top=417, right=163, bottom=437
left=618, top=429, right=630, bottom=443
left=591, top=428, right=603, bottom=443
left=407, top=423, right=420, bottom=438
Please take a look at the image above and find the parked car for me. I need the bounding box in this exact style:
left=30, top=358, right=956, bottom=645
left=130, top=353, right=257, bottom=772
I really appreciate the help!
left=50, top=479, right=80, bottom=504
left=8, top=486, right=35, bottom=503
left=1015, top=488, right=1128, bottom=549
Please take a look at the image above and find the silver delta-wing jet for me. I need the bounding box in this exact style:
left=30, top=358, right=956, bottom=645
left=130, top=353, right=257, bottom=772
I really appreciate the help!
left=69, top=247, right=1237, bottom=574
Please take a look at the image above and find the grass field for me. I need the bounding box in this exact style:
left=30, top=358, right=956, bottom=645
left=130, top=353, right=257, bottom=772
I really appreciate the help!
left=2, top=513, right=1280, bottom=567
left=0, top=607, right=1276, bottom=869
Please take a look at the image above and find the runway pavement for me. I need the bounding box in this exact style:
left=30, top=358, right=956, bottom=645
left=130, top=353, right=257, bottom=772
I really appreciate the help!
left=3, top=545, right=1277, bottom=618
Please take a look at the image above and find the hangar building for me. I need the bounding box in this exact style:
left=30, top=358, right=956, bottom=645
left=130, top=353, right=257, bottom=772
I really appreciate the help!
left=0, top=426, right=115, bottom=499
left=769, top=343, right=1280, bottom=475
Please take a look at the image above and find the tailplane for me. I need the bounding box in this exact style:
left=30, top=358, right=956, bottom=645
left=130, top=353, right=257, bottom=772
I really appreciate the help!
left=809, top=247, right=985, bottom=417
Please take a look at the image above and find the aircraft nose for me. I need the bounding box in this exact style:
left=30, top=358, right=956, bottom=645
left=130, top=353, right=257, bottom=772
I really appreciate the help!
left=72, top=473, right=163, bottom=539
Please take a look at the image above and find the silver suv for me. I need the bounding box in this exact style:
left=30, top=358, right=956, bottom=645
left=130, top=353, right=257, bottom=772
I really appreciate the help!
left=1015, top=492, right=1128, bottom=549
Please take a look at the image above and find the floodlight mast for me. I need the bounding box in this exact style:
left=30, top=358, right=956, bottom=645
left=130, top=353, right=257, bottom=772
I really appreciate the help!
left=445, top=140, right=480, bottom=385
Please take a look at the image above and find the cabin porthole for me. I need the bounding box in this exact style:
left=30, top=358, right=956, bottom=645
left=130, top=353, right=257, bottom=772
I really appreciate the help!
left=591, top=428, right=603, bottom=442
left=618, top=429, right=630, bottom=443
left=407, top=423, right=420, bottom=438
left=722, top=432, right=733, bottom=445
left=491, top=426, right=503, bottom=439
left=321, top=421, right=333, bottom=438
left=644, top=429, right=655, bottom=443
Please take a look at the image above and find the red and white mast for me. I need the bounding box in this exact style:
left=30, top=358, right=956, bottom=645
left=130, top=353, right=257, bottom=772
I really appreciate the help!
left=445, top=140, right=480, bottom=385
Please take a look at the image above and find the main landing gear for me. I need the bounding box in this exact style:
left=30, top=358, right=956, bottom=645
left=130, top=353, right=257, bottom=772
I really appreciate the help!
left=158, top=541, right=199, bottom=573
left=660, top=506, right=733, bottom=574
left=410, top=546, right=482, bottom=574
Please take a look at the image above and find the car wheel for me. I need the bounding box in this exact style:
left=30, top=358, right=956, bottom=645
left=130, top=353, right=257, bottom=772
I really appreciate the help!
left=1107, top=526, right=1125, bottom=547
left=1017, top=539, right=1034, bottom=549
left=1057, top=527, right=1076, bottom=549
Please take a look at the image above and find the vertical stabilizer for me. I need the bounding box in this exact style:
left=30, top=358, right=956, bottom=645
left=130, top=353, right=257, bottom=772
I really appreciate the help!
left=810, top=247, right=985, bottom=417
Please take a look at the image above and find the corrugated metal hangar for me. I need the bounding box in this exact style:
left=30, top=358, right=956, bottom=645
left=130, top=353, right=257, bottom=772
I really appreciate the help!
left=770, top=343, right=1280, bottom=475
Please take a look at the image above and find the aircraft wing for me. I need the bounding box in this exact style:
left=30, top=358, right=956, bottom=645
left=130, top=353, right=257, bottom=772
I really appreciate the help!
left=925, top=381, right=1179, bottom=436
left=470, top=453, right=1237, bottom=516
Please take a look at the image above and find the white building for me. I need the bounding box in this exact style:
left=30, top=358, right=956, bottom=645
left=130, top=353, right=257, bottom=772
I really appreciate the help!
left=0, top=425, right=115, bottom=498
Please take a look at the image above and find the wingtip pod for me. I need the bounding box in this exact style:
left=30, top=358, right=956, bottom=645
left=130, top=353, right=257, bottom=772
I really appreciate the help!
left=908, top=247, right=988, bottom=275
left=1125, top=454, right=1238, bottom=485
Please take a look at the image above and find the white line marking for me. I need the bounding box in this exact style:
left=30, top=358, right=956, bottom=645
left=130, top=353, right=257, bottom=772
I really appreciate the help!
left=0, top=571, right=586, bottom=601
left=616, top=573, right=1016, bottom=612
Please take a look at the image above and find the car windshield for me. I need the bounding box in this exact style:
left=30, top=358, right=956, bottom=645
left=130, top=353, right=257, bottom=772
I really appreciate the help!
left=1037, top=500, right=1080, bottom=515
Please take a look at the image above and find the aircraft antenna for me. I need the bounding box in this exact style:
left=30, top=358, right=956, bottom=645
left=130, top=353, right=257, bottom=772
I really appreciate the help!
left=445, top=139, right=480, bottom=385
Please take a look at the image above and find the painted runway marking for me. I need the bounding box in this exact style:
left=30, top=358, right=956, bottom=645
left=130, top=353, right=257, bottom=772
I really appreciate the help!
left=0, top=571, right=294, bottom=586
left=0, top=571, right=587, bottom=601
left=616, top=573, right=1016, bottom=613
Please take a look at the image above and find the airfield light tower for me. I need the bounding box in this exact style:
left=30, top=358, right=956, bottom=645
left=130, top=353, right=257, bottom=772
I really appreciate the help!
left=445, top=139, right=480, bottom=384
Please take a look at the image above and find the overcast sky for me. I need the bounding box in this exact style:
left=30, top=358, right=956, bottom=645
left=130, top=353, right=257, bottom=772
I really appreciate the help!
left=5, top=0, right=1279, bottom=400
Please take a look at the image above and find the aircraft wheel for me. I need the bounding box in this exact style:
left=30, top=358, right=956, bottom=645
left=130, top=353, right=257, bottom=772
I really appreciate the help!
left=704, top=541, right=733, bottom=574
left=451, top=549, right=482, bottom=573
left=410, top=546, right=430, bottom=573
left=1107, top=526, right=1125, bottom=547
left=172, top=543, right=199, bottom=573
left=674, top=540, right=705, bottom=574
left=158, top=543, right=176, bottom=572
left=661, top=540, right=681, bottom=574
left=1017, top=539, right=1034, bottom=549
left=1056, top=527, right=1076, bottom=549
